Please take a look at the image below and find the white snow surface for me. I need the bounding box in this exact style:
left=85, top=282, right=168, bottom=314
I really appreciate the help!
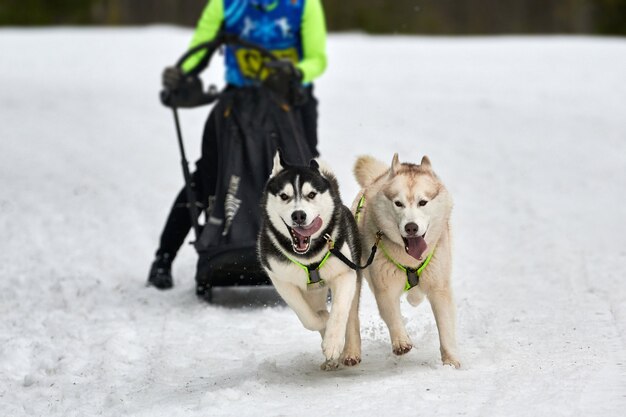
left=1, top=28, right=626, bottom=416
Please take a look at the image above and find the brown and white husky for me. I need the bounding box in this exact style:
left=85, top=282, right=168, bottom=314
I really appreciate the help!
left=352, top=153, right=460, bottom=368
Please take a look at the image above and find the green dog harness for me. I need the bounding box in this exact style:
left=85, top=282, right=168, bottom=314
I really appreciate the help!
left=284, top=250, right=332, bottom=290
left=354, top=194, right=366, bottom=224
left=283, top=228, right=383, bottom=289
left=354, top=193, right=434, bottom=291
left=379, top=242, right=434, bottom=291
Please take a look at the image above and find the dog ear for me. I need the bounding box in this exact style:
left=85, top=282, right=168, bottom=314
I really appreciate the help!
left=313, top=159, right=335, bottom=180
left=271, top=150, right=285, bottom=177
left=309, top=159, right=320, bottom=171
left=420, top=155, right=432, bottom=170
left=389, top=153, right=401, bottom=177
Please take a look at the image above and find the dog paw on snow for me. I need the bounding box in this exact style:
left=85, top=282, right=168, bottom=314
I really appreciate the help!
left=392, top=337, right=413, bottom=356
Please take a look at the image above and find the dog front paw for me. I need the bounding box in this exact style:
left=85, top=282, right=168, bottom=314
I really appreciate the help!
left=392, top=338, right=413, bottom=356
left=442, top=354, right=461, bottom=369
left=342, top=355, right=361, bottom=367
left=320, top=359, right=340, bottom=371
left=322, top=334, right=345, bottom=362
left=440, top=347, right=461, bottom=368
left=340, top=345, right=361, bottom=367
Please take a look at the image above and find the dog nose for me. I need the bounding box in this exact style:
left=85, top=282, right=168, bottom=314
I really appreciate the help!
left=405, top=222, right=419, bottom=236
left=291, top=210, right=307, bottom=225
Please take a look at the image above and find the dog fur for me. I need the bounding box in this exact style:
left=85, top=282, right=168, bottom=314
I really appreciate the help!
left=352, top=153, right=460, bottom=368
left=258, top=153, right=363, bottom=370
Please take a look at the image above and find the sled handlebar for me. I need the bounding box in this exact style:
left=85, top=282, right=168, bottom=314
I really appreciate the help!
left=175, top=33, right=279, bottom=70
left=161, top=34, right=279, bottom=109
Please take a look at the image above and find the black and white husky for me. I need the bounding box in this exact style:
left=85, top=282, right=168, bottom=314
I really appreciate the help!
left=258, top=153, right=362, bottom=370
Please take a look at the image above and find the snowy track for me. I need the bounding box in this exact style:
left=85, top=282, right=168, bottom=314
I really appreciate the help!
left=1, top=29, right=625, bottom=416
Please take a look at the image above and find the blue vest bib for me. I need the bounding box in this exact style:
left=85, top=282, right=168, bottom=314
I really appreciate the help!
left=223, top=0, right=305, bottom=86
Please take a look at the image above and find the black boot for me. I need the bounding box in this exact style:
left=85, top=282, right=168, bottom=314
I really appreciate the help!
left=147, top=253, right=173, bottom=290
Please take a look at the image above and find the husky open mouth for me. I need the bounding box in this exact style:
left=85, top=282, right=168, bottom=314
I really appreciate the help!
left=288, top=217, right=323, bottom=254
left=403, top=233, right=428, bottom=261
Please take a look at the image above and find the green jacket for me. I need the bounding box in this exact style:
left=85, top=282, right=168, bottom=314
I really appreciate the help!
left=182, top=0, right=327, bottom=84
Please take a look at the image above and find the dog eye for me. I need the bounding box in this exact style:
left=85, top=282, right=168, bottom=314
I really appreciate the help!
left=394, top=201, right=404, bottom=208
left=307, top=192, right=317, bottom=199
left=279, top=193, right=289, bottom=201
left=419, top=200, right=428, bottom=207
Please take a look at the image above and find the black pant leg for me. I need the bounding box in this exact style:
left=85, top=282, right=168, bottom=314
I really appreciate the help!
left=157, top=171, right=200, bottom=258
left=156, top=108, right=218, bottom=259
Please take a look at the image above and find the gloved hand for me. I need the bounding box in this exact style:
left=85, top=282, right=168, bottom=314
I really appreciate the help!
left=162, top=66, right=185, bottom=91
left=160, top=66, right=214, bottom=108
left=263, top=59, right=307, bottom=106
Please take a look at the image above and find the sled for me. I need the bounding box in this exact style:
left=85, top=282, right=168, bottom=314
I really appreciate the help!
left=161, top=34, right=313, bottom=302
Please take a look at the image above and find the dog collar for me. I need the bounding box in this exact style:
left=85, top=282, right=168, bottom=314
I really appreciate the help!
left=379, top=242, right=434, bottom=291
left=283, top=251, right=332, bottom=290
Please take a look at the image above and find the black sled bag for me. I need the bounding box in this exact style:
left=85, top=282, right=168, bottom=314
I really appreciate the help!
left=195, top=87, right=313, bottom=288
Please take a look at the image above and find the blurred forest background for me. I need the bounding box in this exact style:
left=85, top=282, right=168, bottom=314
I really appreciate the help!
left=0, top=0, right=625, bottom=35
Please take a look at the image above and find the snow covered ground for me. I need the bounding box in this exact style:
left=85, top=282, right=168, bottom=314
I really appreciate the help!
left=1, top=28, right=626, bottom=416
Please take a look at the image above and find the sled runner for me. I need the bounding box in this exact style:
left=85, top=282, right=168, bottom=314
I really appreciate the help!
left=161, top=34, right=314, bottom=302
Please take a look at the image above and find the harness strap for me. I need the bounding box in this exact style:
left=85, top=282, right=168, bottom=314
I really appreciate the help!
left=284, top=251, right=331, bottom=289
left=283, top=231, right=380, bottom=289
left=354, top=194, right=366, bottom=223
left=379, top=242, right=434, bottom=291
left=326, top=231, right=382, bottom=271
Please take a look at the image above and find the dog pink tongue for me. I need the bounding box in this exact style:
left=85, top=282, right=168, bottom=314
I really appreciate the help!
left=406, top=236, right=428, bottom=260
left=292, top=217, right=323, bottom=238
